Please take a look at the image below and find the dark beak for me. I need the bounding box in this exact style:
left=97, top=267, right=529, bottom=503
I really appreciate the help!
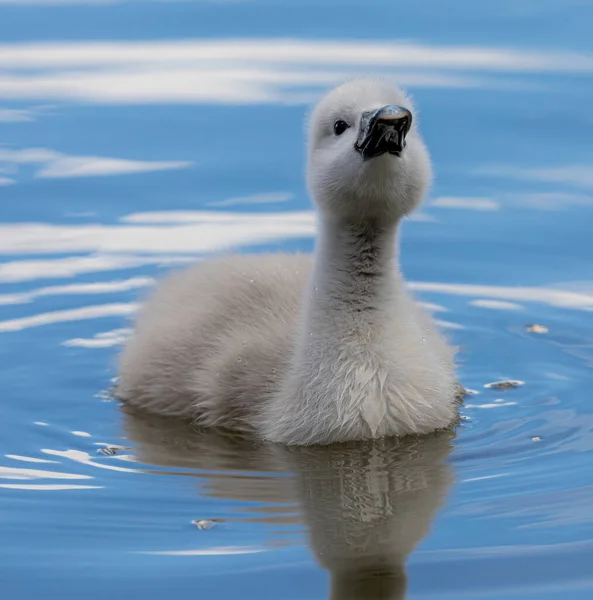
left=354, top=105, right=412, bottom=161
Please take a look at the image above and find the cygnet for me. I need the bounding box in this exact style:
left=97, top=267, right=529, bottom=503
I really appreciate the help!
left=116, top=78, right=460, bottom=445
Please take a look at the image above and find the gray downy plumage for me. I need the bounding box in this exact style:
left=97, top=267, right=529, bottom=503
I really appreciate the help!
left=116, top=77, right=460, bottom=445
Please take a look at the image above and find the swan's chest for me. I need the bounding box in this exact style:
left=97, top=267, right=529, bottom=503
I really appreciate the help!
left=309, top=299, right=423, bottom=437
left=339, top=358, right=391, bottom=436
left=326, top=317, right=400, bottom=431
left=331, top=317, right=418, bottom=436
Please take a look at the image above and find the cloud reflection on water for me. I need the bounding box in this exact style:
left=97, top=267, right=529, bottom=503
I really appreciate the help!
left=0, top=147, right=192, bottom=179
left=0, top=211, right=317, bottom=255
left=1, top=38, right=591, bottom=106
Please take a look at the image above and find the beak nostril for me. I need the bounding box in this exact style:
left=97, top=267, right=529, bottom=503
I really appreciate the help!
left=399, top=116, right=411, bottom=135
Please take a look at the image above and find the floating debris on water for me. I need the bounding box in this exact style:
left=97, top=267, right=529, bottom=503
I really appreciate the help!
left=532, top=436, right=542, bottom=442
left=526, top=324, right=549, bottom=334
left=96, top=444, right=132, bottom=456
left=192, top=519, right=220, bottom=530
left=97, top=447, right=117, bottom=456
left=484, top=380, right=525, bottom=391
left=526, top=324, right=548, bottom=334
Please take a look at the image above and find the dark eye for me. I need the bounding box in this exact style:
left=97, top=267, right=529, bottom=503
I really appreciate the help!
left=333, top=120, right=350, bottom=136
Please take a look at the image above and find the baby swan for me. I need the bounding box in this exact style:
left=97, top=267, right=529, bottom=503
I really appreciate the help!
left=117, top=78, right=459, bottom=446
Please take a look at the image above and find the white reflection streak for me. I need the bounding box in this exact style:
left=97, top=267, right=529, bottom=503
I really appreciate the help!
left=0, top=484, right=103, bottom=490
left=418, top=301, right=447, bottom=313
left=0, top=0, right=210, bottom=4
left=5, top=454, right=58, bottom=464
left=465, top=402, right=518, bottom=408
left=0, top=38, right=590, bottom=104
left=0, top=277, right=154, bottom=305
left=206, top=192, right=293, bottom=207
left=0, top=67, right=483, bottom=105
left=1, top=448, right=102, bottom=490
left=138, top=547, right=266, bottom=556
left=0, top=255, right=194, bottom=283
left=0, top=303, right=137, bottom=332
left=63, top=328, right=131, bottom=348
left=462, top=473, right=510, bottom=483
left=410, top=282, right=593, bottom=311
left=0, top=0, right=127, bottom=3
left=40, top=156, right=191, bottom=179
left=431, top=197, right=500, bottom=211
left=483, top=165, right=593, bottom=190
left=42, top=449, right=143, bottom=474
left=470, top=299, right=523, bottom=310
left=0, top=212, right=316, bottom=254
left=2, top=39, right=592, bottom=72
left=120, top=210, right=313, bottom=223
left=0, top=147, right=192, bottom=179
left=0, top=465, right=92, bottom=480
left=435, top=319, right=464, bottom=330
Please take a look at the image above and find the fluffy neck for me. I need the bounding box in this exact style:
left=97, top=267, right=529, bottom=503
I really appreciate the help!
left=306, top=216, right=401, bottom=321
left=276, top=215, right=404, bottom=442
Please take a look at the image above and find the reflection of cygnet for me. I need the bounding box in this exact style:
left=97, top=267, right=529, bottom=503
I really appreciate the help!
left=123, top=409, right=454, bottom=599
left=282, top=436, right=454, bottom=600
left=117, top=78, right=459, bottom=446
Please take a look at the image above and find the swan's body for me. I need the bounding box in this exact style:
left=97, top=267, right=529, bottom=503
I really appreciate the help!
left=117, top=78, right=459, bottom=445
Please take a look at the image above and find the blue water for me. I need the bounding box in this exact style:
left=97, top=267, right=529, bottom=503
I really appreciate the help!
left=1, top=1, right=593, bottom=598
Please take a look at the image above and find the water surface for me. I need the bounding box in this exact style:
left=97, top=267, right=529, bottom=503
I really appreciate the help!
left=1, top=1, right=593, bottom=598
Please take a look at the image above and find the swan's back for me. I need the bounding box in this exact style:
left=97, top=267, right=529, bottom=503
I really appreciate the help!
left=117, top=253, right=310, bottom=426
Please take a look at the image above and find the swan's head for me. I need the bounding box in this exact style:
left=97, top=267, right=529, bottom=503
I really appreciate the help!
left=307, top=78, right=432, bottom=224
